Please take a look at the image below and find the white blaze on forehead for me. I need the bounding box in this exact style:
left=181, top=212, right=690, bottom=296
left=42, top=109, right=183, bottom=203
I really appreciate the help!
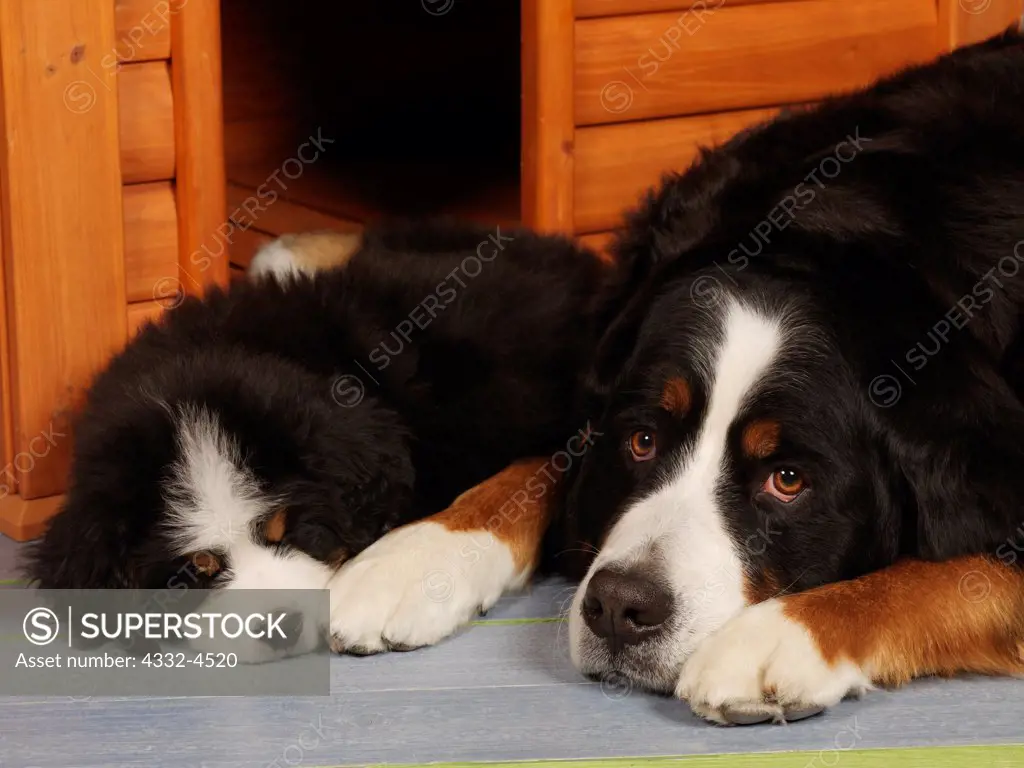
left=572, top=297, right=786, bottom=663
left=165, top=405, right=272, bottom=552
left=164, top=405, right=334, bottom=591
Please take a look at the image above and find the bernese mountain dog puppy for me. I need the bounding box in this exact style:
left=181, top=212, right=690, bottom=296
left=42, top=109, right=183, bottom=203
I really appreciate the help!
left=26, top=30, right=1024, bottom=725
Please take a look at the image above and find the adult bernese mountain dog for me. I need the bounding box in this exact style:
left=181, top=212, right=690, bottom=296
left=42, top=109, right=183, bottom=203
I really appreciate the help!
left=26, top=30, right=1024, bottom=724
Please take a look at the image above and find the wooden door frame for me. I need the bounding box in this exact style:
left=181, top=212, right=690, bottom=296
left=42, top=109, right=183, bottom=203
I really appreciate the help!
left=521, top=0, right=575, bottom=234
left=938, top=0, right=1023, bottom=48
left=0, top=0, right=127, bottom=540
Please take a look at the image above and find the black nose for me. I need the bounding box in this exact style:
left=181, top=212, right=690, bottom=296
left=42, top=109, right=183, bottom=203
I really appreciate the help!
left=256, top=610, right=303, bottom=652
left=581, top=568, right=672, bottom=650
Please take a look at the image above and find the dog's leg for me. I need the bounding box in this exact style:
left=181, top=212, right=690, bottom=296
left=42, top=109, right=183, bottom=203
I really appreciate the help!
left=677, top=556, right=1024, bottom=725
left=326, top=458, right=559, bottom=654
left=249, top=230, right=363, bottom=281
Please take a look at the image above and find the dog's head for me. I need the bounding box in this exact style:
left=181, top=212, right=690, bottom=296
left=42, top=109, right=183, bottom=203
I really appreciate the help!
left=563, top=150, right=1024, bottom=692
left=564, top=276, right=901, bottom=690
left=24, top=343, right=413, bottom=593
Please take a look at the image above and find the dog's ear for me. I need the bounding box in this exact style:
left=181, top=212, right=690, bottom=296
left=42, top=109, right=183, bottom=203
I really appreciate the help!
left=888, top=392, right=1024, bottom=564
left=21, top=492, right=140, bottom=588
left=585, top=285, right=655, bottom=403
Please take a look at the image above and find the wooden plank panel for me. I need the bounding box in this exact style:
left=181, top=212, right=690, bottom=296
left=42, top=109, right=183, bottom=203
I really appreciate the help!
left=171, top=0, right=229, bottom=296
left=126, top=300, right=166, bottom=337
left=123, top=182, right=179, bottom=303
left=228, top=226, right=274, bottom=270
left=577, top=231, right=618, bottom=263
left=225, top=182, right=364, bottom=238
left=939, top=0, right=1023, bottom=49
left=521, top=0, right=575, bottom=232
left=0, top=157, right=11, bottom=491
left=575, top=0, right=940, bottom=125
left=114, top=0, right=175, bottom=63
left=575, top=0, right=808, bottom=19
left=574, top=107, right=779, bottom=233
left=0, top=0, right=127, bottom=501
left=118, top=61, right=175, bottom=183
left=0, top=493, right=64, bottom=541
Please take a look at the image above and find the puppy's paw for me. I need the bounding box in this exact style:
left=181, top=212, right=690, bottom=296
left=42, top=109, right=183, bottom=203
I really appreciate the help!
left=183, top=597, right=323, bottom=664
left=676, top=599, right=871, bottom=725
left=327, top=521, right=521, bottom=654
left=249, top=231, right=362, bottom=281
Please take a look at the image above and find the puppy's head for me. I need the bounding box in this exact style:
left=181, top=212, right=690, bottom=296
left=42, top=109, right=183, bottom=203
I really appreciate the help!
left=24, top=347, right=412, bottom=591
left=564, top=278, right=910, bottom=692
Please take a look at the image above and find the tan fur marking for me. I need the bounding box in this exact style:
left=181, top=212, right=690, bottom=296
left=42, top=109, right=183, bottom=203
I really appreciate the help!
left=327, top=548, right=349, bottom=568
left=741, top=419, right=781, bottom=459
left=743, top=568, right=782, bottom=605
left=264, top=508, right=287, bottom=543
left=191, top=551, right=221, bottom=576
left=660, top=377, right=691, bottom=417
left=279, top=230, right=363, bottom=273
left=432, top=458, right=559, bottom=572
left=782, top=556, right=1024, bottom=686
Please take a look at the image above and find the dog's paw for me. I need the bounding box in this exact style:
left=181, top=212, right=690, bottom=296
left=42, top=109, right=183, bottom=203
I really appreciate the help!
left=249, top=231, right=362, bottom=281
left=327, top=521, right=521, bottom=654
left=183, top=597, right=323, bottom=664
left=249, top=237, right=304, bottom=281
left=676, top=599, right=872, bottom=725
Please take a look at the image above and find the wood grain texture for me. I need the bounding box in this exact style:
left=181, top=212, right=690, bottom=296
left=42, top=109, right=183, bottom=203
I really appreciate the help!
left=171, top=0, right=228, bottom=296
left=114, top=0, right=175, bottom=63
left=118, top=61, right=175, bottom=183
left=225, top=182, right=364, bottom=240
left=0, top=0, right=127, bottom=501
left=0, top=171, right=11, bottom=483
left=0, top=493, right=64, bottom=541
left=938, top=0, right=1023, bottom=48
left=575, top=0, right=811, bottom=19
left=575, top=0, right=941, bottom=125
left=123, top=182, right=179, bottom=303
left=126, top=300, right=166, bottom=337
left=575, top=107, right=779, bottom=232
left=522, top=0, right=575, bottom=232
left=227, top=226, right=274, bottom=269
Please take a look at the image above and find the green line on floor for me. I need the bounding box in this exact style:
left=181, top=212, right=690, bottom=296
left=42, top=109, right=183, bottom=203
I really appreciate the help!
left=0, top=578, right=25, bottom=586
left=348, top=744, right=1024, bottom=768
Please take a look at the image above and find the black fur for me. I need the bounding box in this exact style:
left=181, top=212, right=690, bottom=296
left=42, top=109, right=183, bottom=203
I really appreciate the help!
left=26, top=30, right=1024, bottom=619
left=25, top=221, right=636, bottom=588
left=562, top=29, right=1024, bottom=595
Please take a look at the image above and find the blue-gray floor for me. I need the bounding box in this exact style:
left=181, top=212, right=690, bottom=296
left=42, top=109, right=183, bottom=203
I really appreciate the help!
left=1, top=535, right=1022, bottom=767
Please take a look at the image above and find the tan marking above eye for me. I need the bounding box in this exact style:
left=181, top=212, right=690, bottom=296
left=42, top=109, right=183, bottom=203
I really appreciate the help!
left=660, top=377, right=691, bottom=417
left=191, top=551, right=221, bottom=576
left=264, top=507, right=288, bottom=543
left=741, top=419, right=781, bottom=459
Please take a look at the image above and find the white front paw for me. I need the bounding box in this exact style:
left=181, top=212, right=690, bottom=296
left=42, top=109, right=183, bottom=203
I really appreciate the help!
left=249, top=238, right=304, bottom=281
left=676, top=599, right=871, bottom=725
left=327, top=521, right=520, bottom=654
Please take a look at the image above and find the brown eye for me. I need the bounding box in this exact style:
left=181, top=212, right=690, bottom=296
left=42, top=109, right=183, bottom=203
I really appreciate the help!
left=189, top=551, right=222, bottom=576
left=628, top=430, right=657, bottom=461
left=763, top=468, right=806, bottom=501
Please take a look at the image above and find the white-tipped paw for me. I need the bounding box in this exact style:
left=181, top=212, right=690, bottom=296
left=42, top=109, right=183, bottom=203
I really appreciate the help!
left=327, top=522, right=520, bottom=655
left=676, top=599, right=871, bottom=725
